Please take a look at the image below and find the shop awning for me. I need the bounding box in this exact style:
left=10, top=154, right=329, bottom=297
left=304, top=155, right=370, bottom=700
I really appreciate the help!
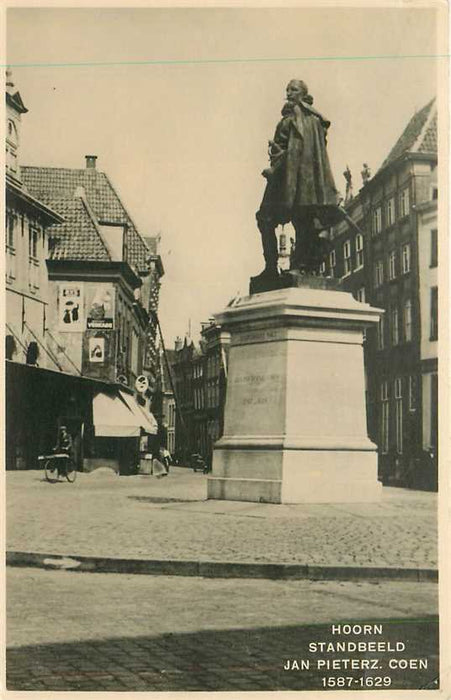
left=93, top=391, right=141, bottom=437
left=92, top=390, right=158, bottom=438
left=119, top=391, right=158, bottom=435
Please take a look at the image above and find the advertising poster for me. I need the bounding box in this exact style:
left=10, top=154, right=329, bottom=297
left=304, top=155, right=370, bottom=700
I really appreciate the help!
left=88, top=336, right=105, bottom=363
left=86, top=283, right=115, bottom=330
left=58, top=283, right=84, bottom=332
left=3, top=3, right=449, bottom=700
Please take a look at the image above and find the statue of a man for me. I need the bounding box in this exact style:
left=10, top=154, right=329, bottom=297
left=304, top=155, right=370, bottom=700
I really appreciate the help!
left=256, top=80, right=343, bottom=276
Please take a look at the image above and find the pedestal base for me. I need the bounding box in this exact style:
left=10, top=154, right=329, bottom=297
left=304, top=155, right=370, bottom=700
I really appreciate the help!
left=208, top=448, right=382, bottom=504
left=207, top=287, right=383, bottom=504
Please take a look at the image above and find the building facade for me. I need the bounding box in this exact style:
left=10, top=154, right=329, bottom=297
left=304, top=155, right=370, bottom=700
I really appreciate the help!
left=20, top=160, right=164, bottom=390
left=5, top=74, right=163, bottom=473
left=171, top=322, right=230, bottom=466
left=325, top=98, right=438, bottom=488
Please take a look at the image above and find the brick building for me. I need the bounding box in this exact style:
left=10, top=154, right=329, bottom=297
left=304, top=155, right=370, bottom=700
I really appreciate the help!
left=324, top=98, right=438, bottom=488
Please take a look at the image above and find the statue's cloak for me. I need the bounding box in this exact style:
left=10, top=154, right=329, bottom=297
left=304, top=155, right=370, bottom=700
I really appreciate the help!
left=259, top=101, right=342, bottom=227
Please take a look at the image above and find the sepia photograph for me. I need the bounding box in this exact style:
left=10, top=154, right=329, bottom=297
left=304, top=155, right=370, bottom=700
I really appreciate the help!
left=3, top=3, right=448, bottom=695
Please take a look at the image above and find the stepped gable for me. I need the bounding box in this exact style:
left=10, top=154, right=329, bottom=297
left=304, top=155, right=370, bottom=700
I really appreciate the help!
left=21, top=166, right=150, bottom=271
left=379, top=98, right=437, bottom=172
left=46, top=196, right=110, bottom=261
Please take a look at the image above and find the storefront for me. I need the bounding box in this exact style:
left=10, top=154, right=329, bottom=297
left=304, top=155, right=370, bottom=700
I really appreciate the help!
left=84, top=388, right=157, bottom=474
left=6, top=360, right=157, bottom=475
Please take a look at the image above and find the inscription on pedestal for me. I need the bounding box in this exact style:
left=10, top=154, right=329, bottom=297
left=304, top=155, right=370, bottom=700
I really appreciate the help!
left=230, top=372, right=281, bottom=407
left=233, top=329, right=282, bottom=346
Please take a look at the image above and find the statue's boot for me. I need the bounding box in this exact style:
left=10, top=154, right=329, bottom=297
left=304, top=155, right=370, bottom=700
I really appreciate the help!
left=255, top=218, right=280, bottom=280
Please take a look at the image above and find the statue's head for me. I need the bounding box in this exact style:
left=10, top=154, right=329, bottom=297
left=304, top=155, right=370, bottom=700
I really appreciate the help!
left=286, top=79, right=309, bottom=104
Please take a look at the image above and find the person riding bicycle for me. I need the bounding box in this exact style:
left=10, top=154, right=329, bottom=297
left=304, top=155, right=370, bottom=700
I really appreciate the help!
left=43, top=425, right=76, bottom=482
left=54, top=426, right=73, bottom=458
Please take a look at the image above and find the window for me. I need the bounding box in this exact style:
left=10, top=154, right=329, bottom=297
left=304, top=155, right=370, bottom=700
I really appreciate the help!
left=28, top=228, right=40, bottom=291
left=373, top=206, right=382, bottom=235
left=399, top=187, right=410, bottom=218
left=430, top=286, right=438, bottom=340
left=374, top=260, right=384, bottom=288
left=356, top=287, right=366, bottom=303
left=430, top=229, right=438, bottom=268
left=431, top=186, right=438, bottom=200
left=131, top=329, right=139, bottom=375
left=6, top=145, right=18, bottom=174
left=394, top=378, right=403, bottom=454
left=329, top=250, right=336, bottom=274
left=169, top=403, right=175, bottom=429
left=402, top=243, right=411, bottom=274
left=404, top=299, right=412, bottom=342
left=388, top=250, right=397, bottom=280
left=279, top=232, right=287, bottom=254
left=391, top=306, right=399, bottom=345
left=386, top=197, right=395, bottom=226
left=409, top=375, right=417, bottom=412
left=430, top=374, right=438, bottom=450
left=380, top=381, right=389, bottom=454
left=29, top=227, right=39, bottom=259
left=26, top=341, right=39, bottom=366
left=7, top=213, right=15, bottom=249
left=355, top=234, right=364, bottom=269
left=117, top=312, right=122, bottom=354
left=377, top=315, right=385, bottom=350
left=6, top=213, right=16, bottom=281
left=319, top=261, right=326, bottom=275
left=343, top=239, right=352, bottom=275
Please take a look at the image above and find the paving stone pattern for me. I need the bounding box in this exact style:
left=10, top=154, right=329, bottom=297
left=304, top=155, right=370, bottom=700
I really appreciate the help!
left=6, top=568, right=439, bottom=691
left=7, top=468, right=437, bottom=569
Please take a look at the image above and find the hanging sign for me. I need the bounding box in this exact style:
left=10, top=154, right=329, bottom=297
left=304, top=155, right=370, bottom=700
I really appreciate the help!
left=135, top=375, right=149, bottom=394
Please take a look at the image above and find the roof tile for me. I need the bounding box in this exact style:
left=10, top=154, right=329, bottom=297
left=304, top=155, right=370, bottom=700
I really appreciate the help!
left=21, top=166, right=151, bottom=270
left=46, top=197, right=110, bottom=261
left=379, top=98, right=436, bottom=172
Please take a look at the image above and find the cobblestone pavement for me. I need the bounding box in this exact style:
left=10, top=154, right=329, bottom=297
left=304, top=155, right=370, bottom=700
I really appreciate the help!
left=7, top=468, right=437, bottom=568
left=6, top=568, right=439, bottom=691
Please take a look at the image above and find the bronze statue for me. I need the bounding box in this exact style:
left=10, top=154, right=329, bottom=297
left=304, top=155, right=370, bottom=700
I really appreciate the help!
left=256, top=80, right=344, bottom=278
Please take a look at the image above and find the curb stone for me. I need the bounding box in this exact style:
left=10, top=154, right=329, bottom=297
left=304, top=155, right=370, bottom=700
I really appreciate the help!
left=6, top=551, right=438, bottom=583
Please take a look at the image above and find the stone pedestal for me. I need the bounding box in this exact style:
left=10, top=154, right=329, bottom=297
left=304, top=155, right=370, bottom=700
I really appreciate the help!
left=207, top=286, right=383, bottom=504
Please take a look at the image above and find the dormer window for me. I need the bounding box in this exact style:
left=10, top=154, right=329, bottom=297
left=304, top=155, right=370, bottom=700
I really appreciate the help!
left=99, top=223, right=127, bottom=262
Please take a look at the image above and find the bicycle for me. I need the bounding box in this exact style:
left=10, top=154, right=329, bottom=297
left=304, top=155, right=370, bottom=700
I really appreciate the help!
left=38, top=453, right=77, bottom=483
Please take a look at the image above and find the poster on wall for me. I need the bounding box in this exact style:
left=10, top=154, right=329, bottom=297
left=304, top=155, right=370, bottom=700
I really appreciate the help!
left=58, top=284, right=84, bottom=332
left=86, top=284, right=115, bottom=330
left=88, top=337, right=105, bottom=363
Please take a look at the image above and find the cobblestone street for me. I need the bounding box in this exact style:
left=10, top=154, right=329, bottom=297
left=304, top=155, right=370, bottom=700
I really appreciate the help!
left=6, top=568, right=439, bottom=691
left=7, top=467, right=437, bottom=569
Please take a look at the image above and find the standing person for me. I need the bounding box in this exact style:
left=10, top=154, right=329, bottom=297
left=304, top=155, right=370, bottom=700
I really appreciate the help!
left=159, top=447, right=171, bottom=472
left=256, top=79, right=344, bottom=277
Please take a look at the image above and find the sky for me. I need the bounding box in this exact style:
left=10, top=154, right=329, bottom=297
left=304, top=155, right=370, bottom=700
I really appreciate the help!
left=6, top=6, right=442, bottom=346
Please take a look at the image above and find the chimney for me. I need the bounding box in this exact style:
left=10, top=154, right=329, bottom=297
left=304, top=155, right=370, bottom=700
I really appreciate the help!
left=85, top=155, right=97, bottom=169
